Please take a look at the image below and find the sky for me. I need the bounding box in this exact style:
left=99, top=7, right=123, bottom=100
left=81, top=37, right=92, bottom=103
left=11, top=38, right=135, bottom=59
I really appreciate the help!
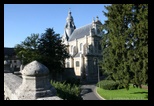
left=4, top=4, right=110, bottom=48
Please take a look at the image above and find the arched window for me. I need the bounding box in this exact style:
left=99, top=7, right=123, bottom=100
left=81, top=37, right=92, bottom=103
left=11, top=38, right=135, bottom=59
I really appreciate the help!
left=80, top=43, right=83, bottom=51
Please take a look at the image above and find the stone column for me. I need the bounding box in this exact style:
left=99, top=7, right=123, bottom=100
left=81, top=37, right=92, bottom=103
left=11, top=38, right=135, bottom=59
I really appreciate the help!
left=20, top=64, right=24, bottom=72
left=15, top=60, right=57, bottom=100
left=10, top=63, right=14, bottom=73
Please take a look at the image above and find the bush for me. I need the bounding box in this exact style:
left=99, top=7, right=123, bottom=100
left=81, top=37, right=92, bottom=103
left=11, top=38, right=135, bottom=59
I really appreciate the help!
left=51, top=80, right=82, bottom=100
left=97, top=80, right=123, bottom=90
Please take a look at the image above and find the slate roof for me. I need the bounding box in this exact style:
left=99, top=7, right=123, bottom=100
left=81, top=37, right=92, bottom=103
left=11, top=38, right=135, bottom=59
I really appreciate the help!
left=68, top=23, right=92, bottom=41
left=4, top=47, right=15, bottom=56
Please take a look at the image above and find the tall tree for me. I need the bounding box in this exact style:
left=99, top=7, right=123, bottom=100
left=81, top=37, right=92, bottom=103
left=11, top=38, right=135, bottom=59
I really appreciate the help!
left=128, top=4, right=148, bottom=87
left=15, top=28, right=69, bottom=80
left=14, top=34, right=40, bottom=65
left=38, top=28, right=69, bottom=79
left=101, top=4, right=148, bottom=89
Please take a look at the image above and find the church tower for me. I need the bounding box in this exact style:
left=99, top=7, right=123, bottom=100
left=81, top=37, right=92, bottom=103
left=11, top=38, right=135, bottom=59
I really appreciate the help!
left=63, top=9, right=76, bottom=42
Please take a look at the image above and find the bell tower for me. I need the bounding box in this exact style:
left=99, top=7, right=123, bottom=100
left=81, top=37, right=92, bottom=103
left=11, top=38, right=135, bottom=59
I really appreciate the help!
left=64, top=9, right=76, bottom=41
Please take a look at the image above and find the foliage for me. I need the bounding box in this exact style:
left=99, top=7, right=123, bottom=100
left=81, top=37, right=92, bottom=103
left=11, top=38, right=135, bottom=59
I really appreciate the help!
left=14, top=28, right=69, bottom=80
left=51, top=80, right=82, bottom=100
left=100, top=4, right=148, bottom=90
left=38, top=28, right=69, bottom=79
left=14, top=34, right=41, bottom=65
left=128, top=4, right=148, bottom=87
left=63, top=77, right=80, bottom=86
left=97, top=80, right=123, bottom=90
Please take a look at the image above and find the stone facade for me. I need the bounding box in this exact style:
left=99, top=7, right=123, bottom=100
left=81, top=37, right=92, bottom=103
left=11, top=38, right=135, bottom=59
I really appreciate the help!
left=4, top=47, right=22, bottom=72
left=4, top=60, right=11, bottom=73
left=4, top=60, right=62, bottom=100
left=62, top=11, right=103, bottom=82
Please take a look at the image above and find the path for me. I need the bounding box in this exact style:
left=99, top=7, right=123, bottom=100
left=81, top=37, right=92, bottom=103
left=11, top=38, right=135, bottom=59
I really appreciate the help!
left=80, top=84, right=105, bottom=100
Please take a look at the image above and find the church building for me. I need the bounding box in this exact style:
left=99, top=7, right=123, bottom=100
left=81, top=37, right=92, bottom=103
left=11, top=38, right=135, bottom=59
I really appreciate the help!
left=62, top=10, right=103, bottom=82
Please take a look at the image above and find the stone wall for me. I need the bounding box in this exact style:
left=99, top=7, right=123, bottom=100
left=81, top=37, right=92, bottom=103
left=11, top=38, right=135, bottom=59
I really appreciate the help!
left=4, top=73, right=22, bottom=100
left=4, top=60, right=62, bottom=100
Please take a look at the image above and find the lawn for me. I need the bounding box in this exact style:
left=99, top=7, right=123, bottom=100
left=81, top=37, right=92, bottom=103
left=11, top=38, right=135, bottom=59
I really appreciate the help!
left=97, top=85, right=148, bottom=100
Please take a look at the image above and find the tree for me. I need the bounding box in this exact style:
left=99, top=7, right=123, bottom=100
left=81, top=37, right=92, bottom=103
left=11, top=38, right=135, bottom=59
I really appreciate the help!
left=101, top=4, right=148, bottom=90
left=128, top=4, right=148, bottom=87
left=14, top=34, right=40, bottom=65
left=15, top=28, right=69, bottom=80
left=38, top=28, right=69, bottom=79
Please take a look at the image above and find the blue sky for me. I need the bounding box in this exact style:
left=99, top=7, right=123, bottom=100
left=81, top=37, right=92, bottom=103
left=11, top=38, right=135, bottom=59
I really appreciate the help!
left=4, top=4, right=110, bottom=48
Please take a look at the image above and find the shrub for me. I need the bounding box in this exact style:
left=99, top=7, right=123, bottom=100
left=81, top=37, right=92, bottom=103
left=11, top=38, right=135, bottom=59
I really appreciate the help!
left=51, top=80, right=82, bottom=100
left=97, top=80, right=123, bottom=90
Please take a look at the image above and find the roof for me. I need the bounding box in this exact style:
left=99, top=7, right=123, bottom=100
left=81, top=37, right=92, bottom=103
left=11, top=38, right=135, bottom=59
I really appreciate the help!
left=68, top=24, right=92, bottom=41
left=4, top=47, right=15, bottom=56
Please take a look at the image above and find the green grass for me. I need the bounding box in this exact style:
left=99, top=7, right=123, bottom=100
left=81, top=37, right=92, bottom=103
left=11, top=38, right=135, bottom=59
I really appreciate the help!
left=97, top=85, right=148, bottom=100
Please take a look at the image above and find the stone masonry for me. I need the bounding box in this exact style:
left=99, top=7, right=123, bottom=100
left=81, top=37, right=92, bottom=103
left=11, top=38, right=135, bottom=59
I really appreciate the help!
left=4, top=60, right=62, bottom=100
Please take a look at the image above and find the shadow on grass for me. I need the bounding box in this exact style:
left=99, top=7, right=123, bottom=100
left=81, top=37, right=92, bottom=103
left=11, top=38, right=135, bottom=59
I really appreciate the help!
left=130, top=92, right=148, bottom=94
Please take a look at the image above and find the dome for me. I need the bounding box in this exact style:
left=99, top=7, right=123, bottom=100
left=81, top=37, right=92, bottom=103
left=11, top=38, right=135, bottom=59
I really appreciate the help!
left=22, top=60, right=49, bottom=76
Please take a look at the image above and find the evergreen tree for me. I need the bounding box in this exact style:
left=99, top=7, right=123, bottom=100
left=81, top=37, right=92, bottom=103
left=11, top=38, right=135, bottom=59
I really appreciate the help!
left=15, top=28, right=70, bottom=80
left=38, top=28, right=69, bottom=80
left=128, top=4, right=148, bottom=87
left=101, top=4, right=148, bottom=89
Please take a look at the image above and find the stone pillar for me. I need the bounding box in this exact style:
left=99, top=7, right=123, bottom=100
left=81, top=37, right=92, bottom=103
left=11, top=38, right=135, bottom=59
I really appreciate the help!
left=10, top=64, right=14, bottom=73
left=20, top=64, right=24, bottom=72
left=15, top=60, right=57, bottom=100
left=4, top=60, right=11, bottom=73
